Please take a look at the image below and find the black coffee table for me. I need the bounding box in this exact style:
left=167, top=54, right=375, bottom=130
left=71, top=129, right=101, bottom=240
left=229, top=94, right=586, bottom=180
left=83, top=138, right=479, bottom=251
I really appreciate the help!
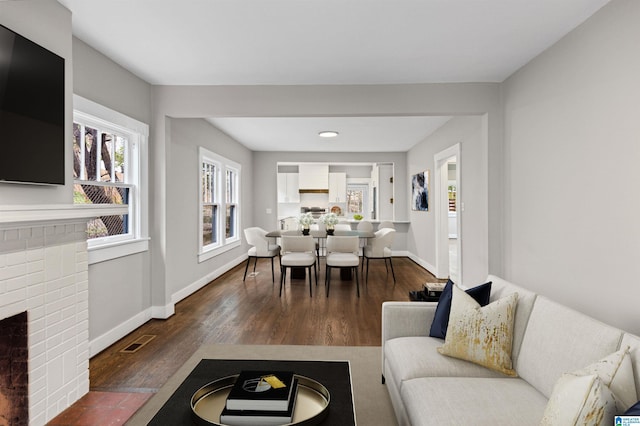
left=148, top=359, right=356, bottom=425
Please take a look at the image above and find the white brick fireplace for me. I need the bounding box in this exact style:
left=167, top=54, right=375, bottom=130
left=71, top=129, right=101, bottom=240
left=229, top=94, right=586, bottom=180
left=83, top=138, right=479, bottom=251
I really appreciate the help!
left=0, top=205, right=121, bottom=425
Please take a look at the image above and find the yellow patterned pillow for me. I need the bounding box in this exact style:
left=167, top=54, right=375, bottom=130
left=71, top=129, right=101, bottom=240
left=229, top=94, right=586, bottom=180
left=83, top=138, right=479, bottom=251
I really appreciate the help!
left=437, top=285, right=518, bottom=376
left=540, top=374, right=617, bottom=426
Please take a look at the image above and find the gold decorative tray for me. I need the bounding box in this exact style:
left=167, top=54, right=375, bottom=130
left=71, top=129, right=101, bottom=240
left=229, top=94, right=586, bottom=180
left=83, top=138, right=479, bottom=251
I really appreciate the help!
left=191, top=374, right=330, bottom=426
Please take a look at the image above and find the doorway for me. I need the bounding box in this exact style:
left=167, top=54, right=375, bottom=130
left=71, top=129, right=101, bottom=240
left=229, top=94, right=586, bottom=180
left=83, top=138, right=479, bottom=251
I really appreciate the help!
left=434, top=144, right=461, bottom=282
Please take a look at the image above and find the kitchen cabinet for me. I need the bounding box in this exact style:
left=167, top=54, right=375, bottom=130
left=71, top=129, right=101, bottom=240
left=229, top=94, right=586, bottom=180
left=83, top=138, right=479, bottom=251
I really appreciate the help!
left=277, top=173, right=300, bottom=203
left=298, top=164, right=329, bottom=190
left=328, top=172, right=346, bottom=202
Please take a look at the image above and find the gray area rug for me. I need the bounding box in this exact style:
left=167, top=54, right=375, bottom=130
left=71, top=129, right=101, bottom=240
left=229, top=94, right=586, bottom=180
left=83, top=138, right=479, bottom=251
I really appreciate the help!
left=126, top=344, right=397, bottom=426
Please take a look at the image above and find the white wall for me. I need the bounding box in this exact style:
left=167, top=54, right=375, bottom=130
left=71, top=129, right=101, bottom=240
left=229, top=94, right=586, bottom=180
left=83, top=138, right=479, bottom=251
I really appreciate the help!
left=0, top=1, right=73, bottom=204
left=406, top=116, right=488, bottom=285
left=71, top=38, right=154, bottom=351
left=502, top=0, right=640, bottom=334
left=167, top=118, right=253, bottom=297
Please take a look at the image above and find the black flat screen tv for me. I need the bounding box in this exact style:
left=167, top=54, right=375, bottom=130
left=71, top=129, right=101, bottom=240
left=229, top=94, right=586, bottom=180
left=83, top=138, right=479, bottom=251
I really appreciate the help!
left=0, top=23, right=65, bottom=186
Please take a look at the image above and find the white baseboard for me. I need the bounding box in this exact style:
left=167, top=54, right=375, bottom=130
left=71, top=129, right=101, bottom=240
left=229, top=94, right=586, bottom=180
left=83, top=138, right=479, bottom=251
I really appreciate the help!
left=407, top=252, right=437, bottom=277
left=171, top=254, right=247, bottom=305
left=88, top=255, right=246, bottom=357
left=89, top=307, right=153, bottom=357
left=151, top=303, right=175, bottom=319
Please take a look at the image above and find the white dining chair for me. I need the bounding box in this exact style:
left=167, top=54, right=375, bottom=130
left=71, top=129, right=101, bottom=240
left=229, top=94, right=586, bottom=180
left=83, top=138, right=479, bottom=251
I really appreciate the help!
left=325, top=236, right=360, bottom=297
left=243, top=227, right=281, bottom=283
left=356, top=220, right=374, bottom=232
left=362, top=228, right=396, bottom=284
left=279, top=236, right=317, bottom=297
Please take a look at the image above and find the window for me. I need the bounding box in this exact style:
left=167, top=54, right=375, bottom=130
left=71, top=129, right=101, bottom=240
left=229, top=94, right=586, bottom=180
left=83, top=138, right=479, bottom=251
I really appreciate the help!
left=199, top=147, right=241, bottom=262
left=73, top=95, right=149, bottom=264
left=346, top=183, right=369, bottom=217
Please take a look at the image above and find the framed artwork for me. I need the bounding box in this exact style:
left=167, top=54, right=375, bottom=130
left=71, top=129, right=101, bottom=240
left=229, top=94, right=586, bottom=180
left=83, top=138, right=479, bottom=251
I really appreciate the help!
left=411, top=170, right=429, bottom=211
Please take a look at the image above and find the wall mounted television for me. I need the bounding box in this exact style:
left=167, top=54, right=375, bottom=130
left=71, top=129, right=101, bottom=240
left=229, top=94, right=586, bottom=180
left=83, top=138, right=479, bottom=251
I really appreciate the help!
left=0, top=23, right=65, bottom=186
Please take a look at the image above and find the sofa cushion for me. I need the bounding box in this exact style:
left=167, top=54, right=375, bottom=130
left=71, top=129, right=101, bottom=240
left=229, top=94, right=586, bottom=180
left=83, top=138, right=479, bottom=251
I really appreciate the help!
left=573, top=347, right=637, bottom=412
left=384, top=336, right=509, bottom=390
left=621, top=333, right=640, bottom=402
left=540, top=374, right=616, bottom=426
left=401, top=377, right=546, bottom=426
left=438, top=286, right=518, bottom=376
left=517, top=296, right=624, bottom=399
left=487, top=275, right=538, bottom=365
left=428, top=279, right=492, bottom=339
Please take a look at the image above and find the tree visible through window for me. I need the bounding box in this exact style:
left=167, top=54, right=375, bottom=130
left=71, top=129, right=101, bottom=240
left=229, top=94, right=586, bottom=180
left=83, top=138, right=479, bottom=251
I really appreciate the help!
left=73, top=120, right=133, bottom=240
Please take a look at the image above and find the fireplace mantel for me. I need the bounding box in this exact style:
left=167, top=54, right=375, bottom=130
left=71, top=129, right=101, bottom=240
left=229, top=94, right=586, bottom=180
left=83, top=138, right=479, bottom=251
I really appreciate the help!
left=0, top=204, right=128, bottom=228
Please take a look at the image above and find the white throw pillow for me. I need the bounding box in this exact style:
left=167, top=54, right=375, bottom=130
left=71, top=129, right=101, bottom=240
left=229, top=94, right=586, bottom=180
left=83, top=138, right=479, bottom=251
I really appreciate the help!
left=437, top=285, right=518, bottom=376
left=573, top=347, right=637, bottom=412
left=540, top=374, right=617, bottom=426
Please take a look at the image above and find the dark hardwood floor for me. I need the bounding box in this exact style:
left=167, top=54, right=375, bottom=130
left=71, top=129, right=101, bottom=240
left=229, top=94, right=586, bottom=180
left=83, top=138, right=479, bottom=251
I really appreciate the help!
left=49, top=256, right=441, bottom=424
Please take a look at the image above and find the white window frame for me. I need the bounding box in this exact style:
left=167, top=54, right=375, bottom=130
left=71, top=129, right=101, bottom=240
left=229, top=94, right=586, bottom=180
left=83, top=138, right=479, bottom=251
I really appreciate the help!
left=199, top=147, right=241, bottom=262
left=73, top=95, right=149, bottom=264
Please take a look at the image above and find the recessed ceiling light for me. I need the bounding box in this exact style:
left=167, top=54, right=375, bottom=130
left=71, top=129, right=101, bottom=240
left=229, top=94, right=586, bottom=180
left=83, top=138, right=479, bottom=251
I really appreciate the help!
left=318, top=131, right=339, bottom=138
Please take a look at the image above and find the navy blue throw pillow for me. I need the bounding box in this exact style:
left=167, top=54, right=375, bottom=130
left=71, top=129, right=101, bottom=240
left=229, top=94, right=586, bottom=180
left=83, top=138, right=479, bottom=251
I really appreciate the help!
left=428, top=279, right=492, bottom=339
left=624, top=401, right=640, bottom=415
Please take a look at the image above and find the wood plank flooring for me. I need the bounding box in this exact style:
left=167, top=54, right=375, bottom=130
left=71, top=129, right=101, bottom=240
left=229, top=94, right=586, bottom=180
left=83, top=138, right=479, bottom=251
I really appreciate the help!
left=49, top=256, right=441, bottom=424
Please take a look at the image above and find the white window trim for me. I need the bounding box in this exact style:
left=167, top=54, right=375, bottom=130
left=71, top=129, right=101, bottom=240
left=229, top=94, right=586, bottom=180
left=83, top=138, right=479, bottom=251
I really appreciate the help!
left=73, top=95, right=149, bottom=264
left=198, top=147, right=241, bottom=263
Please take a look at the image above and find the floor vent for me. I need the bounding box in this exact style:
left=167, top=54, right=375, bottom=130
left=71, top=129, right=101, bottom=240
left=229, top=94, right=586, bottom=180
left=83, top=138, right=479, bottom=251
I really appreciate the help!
left=120, top=335, right=156, bottom=353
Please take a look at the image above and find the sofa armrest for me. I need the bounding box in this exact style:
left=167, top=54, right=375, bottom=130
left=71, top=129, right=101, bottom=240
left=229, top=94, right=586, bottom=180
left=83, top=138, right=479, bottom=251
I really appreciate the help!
left=382, top=301, right=438, bottom=343
left=381, top=301, right=438, bottom=379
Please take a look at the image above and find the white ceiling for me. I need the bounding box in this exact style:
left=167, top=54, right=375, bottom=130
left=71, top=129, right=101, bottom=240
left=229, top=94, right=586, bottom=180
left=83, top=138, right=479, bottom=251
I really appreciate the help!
left=58, top=0, right=610, bottom=151
left=207, top=116, right=453, bottom=152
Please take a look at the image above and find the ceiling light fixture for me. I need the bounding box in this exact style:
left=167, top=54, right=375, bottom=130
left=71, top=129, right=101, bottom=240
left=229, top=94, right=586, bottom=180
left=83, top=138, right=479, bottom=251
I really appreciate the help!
left=318, top=131, right=339, bottom=138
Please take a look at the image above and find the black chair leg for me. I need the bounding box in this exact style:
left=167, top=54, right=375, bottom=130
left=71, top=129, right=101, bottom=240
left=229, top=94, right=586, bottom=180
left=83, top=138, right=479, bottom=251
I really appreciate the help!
left=308, top=266, right=313, bottom=297
left=243, top=257, right=251, bottom=281
left=355, top=266, right=360, bottom=297
left=314, top=263, right=318, bottom=286
left=271, top=257, right=275, bottom=283
left=365, top=258, right=370, bottom=284
left=253, top=257, right=258, bottom=272
left=388, top=257, right=396, bottom=283
left=326, top=266, right=331, bottom=297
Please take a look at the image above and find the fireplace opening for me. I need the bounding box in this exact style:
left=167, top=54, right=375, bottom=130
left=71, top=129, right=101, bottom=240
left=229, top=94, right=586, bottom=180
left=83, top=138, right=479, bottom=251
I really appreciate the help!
left=0, top=311, right=28, bottom=426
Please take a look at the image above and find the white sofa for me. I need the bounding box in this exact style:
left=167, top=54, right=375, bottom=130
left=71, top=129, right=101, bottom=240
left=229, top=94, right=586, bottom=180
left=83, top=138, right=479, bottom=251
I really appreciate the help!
left=382, top=275, right=640, bottom=425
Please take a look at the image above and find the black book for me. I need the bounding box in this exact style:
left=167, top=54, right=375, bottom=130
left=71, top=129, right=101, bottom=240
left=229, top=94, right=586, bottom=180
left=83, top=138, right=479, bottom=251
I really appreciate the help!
left=225, top=371, right=296, bottom=411
left=220, top=379, right=298, bottom=425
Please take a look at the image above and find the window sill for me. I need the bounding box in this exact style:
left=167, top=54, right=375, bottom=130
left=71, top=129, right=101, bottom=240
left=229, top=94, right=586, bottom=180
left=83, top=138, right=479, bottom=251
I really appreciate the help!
left=198, top=240, right=241, bottom=263
left=88, top=237, right=150, bottom=265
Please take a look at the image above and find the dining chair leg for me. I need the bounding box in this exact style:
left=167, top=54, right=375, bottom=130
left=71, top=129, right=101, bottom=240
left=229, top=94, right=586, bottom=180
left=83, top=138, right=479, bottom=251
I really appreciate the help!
left=314, top=263, right=318, bottom=287
left=354, top=266, right=360, bottom=297
left=308, top=266, right=313, bottom=297
left=365, top=257, right=370, bottom=284
left=326, top=266, right=331, bottom=297
left=270, top=257, right=275, bottom=282
left=388, top=257, right=396, bottom=284
left=243, top=257, right=251, bottom=281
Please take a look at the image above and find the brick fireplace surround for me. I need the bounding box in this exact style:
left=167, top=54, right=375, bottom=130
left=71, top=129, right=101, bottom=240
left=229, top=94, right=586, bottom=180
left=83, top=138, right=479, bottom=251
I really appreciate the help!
left=0, top=206, right=115, bottom=426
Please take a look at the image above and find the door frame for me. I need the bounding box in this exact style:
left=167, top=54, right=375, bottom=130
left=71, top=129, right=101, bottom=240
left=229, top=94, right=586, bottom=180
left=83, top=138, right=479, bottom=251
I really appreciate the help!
left=434, top=143, right=461, bottom=281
